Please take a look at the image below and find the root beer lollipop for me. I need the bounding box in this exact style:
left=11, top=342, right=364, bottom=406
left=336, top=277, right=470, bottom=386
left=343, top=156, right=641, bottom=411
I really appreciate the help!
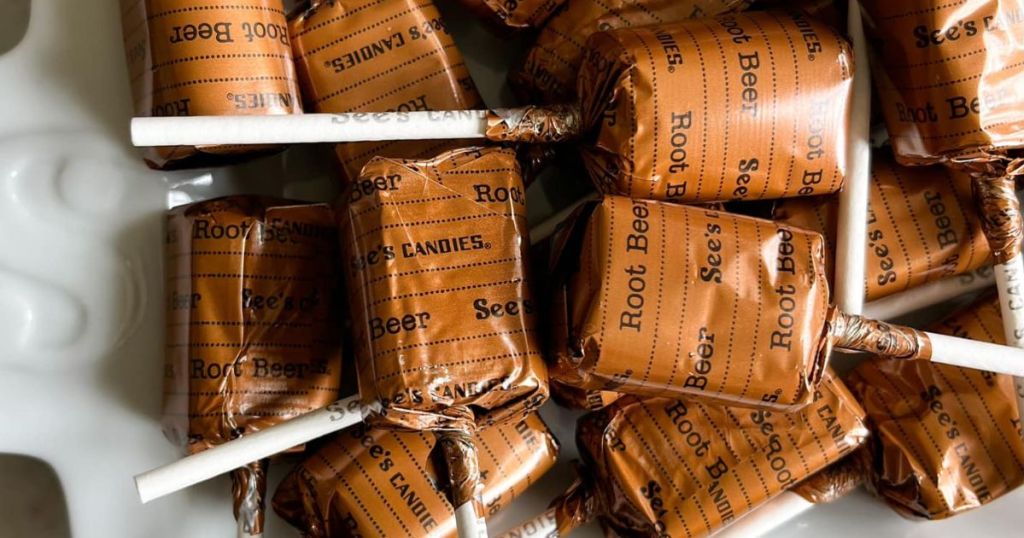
left=341, top=146, right=548, bottom=537
left=134, top=10, right=854, bottom=206
left=121, top=0, right=301, bottom=169
left=550, top=195, right=1024, bottom=411
left=499, top=372, right=868, bottom=537
left=163, top=196, right=343, bottom=536
left=273, top=413, right=559, bottom=537
left=288, top=0, right=485, bottom=183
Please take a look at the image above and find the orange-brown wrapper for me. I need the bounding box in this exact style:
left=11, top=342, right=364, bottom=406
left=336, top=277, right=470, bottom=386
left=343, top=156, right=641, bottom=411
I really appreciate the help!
left=508, top=0, right=753, bottom=104
left=848, top=293, right=1024, bottom=520
left=164, top=196, right=343, bottom=534
left=773, top=152, right=992, bottom=301
left=972, top=166, right=1024, bottom=264
left=861, top=1, right=1024, bottom=166
left=576, top=10, right=854, bottom=203
left=341, top=146, right=548, bottom=434
left=121, top=0, right=301, bottom=169
left=551, top=373, right=868, bottom=536
left=791, top=453, right=865, bottom=504
left=456, top=0, right=565, bottom=34
left=273, top=413, right=559, bottom=537
left=289, top=0, right=485, bottom=183
left=550, top=195, right=833, bottom=411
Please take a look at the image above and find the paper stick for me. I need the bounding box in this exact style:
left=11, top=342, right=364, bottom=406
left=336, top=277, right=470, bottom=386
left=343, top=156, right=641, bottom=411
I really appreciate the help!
left=925, top=331, right=1024, bottom=374
left=497, top=508, right=558, bottom=538
left=834, top=0, right=871, bottom=315
left=134, top=395, right=361, bottom=503
left=862, top=266, right=995, bottom=320
left=712, top=492, right=814, bottom=538
left=456, top=502, right=489, bottom=538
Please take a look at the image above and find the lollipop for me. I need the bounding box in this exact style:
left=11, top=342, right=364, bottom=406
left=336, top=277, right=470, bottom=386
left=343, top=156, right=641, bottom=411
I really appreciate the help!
left=499, top=372, right=868, bottom=537
left=848, top=293, right=1024, bottom=519
left=773, top=151, right=991, bottom=302
left=162, top=196, right=343, bottom=536
left=120, top=0, right=301, bottom=169
left=288, top=0, right=485, bottom=182
left=549, top=195, right=1024, bottom=410
left=273, top=413, right=559, bottom=537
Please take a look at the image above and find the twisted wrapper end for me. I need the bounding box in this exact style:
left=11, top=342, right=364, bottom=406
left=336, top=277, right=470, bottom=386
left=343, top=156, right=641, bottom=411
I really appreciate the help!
left=435, top=429, right=484, bottom=518
left=793, top=454, right=865, bottom=504
left=231, top=459, right=269, bottom=536
left=485, top=105, right=583, bottom=143
left=971, top=158, right=1024, bottom=264
left=832, top=312, right=933, bottom=360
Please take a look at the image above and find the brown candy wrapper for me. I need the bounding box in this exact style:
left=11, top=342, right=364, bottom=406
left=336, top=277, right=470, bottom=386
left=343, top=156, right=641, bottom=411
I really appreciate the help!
left=342, top=146, right=548, bottom=434
left=972, top=167, right=1024, bottom=264
left=862, top=1, right=1024, bottom=165
left=164, top=196, right=343, bottom=533
left=273, top=413, right=559, bottom=537
left=576, top=10, right=853, bottom=203
left=289, top=0, right=484, bottom=183
left=848, top=293, right=1024, bottom=520
left=791, top=454, right=865, bottom=505
left=773, top=152, right=992, bottom=301
left=550, top=373, right=868, bottom=536
left=551, top=195, right=832, bottom=411
left=508, top=0, right=752, bottom=104
left=456, top=0, right=565, bottom=34
left=121, top=0, right=301, bottom=169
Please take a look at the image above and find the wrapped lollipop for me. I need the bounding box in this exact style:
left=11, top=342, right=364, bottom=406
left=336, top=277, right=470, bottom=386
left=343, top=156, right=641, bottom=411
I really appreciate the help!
left=549, top=195, right=1024, bottom=411
left=273, top=413, right=559, bottom=537
left=849, top=292, right=1024, bottom=519
left=861, top=1, right=1024, bottom=388
left=162, top=196, right=343, bottom=536
left=498, top=372, right=868, bottom=537
left=120, top=0, right=301, bottom=169
left=288, top=0, right=484, bottom=182
left=773, top=151, right=991, bottom=302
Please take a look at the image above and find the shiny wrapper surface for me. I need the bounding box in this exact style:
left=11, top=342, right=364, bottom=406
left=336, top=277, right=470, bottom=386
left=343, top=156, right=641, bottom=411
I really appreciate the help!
left=273, top=413, right=559, bottom=537
left=972, top=168, right=1024, bottom=264
left=791, top=454, right=864, bottom=504
left=848, top=294, right=1024, bottom=520
left=121, top=0, right=301, bottom=169
left=289, top=0, right=484, bottom=183
left=456, top=0, right=565, bottom=33
left=508, top=0, right=751, bottom=103
left=558, top=373, right=868, bottom=536
left=342, top=146, right=548, bottom=433
left=773, top=152, right=991, bottom=301
left=163, top=196, right=343, bottom=532
left=551, top=195, right=833, bottom=411
left=576, top=10, right=853, bottom=203
left=862, top=0, right=1024, bottom=165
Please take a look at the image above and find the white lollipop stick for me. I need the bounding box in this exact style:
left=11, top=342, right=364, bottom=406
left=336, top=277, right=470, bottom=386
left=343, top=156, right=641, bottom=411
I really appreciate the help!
left=712, top=492, right=814, bottom=538
left=862, top=266, right=995, bottom=320
left=992, top=255, right=1024, bottom=415
left=497, top=508, right=559, bottom=538
left=834, top=0, right=871, bottom=316
left=456, top=502, right=489, bottom=538
left=131, top=111, right=490, bottom=147
left=134, top=395, right=361, bottom=503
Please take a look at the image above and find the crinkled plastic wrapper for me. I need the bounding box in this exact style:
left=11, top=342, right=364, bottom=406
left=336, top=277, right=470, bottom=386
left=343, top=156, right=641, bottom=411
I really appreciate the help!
left=550, top=373, right=867, bottom=536
left=791, top=454, right=865, bottom=505
left=456, top=0, right=565, bottom=34
left=773, top=152, right=991, bottom=301
left=272, top=413, right=559, bottom=537
left=121, top=0, right=301, bottom=169
left=508, top=0, right=752, bottom=103
left=576, top=10, right=853, bottom=203
left=550, top=195, right=833, bottom=411
left=341, top=146, right=548, bottom=434
left=164, top=196, right=343, bottom=532
left=289, top=0, right=484, bottom=183
left=848, top=293, right=1024, bottom=520
left=862, top=1, right=1024, bottom=165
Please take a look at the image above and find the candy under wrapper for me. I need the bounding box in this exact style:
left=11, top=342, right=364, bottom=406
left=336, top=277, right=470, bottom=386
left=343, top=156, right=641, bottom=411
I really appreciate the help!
left=576, top=10, right=853, bottom=203
left=862, top=0, right=1024, bottom=166
left=773, top=152, right=991, bottom=301
left=456, top=0, right=565, bottom=34
left=121, top=0, right=301, bottom=169
left=507, top=0, right=752, bottom=104
left=551, top=195, right=833, bottom=410
left=341, top=146, right=548, bottom=433
left=546, top=373, right=868, bottom=536
left=164, top=196, right=343, bottom=534
left=289, top=0, right=484, bottom=183
left=272, top=413, right=559, bottom=537
left=848, top=293, right=1024, bottom=520
left=791, top=453, right=864, bottom=505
